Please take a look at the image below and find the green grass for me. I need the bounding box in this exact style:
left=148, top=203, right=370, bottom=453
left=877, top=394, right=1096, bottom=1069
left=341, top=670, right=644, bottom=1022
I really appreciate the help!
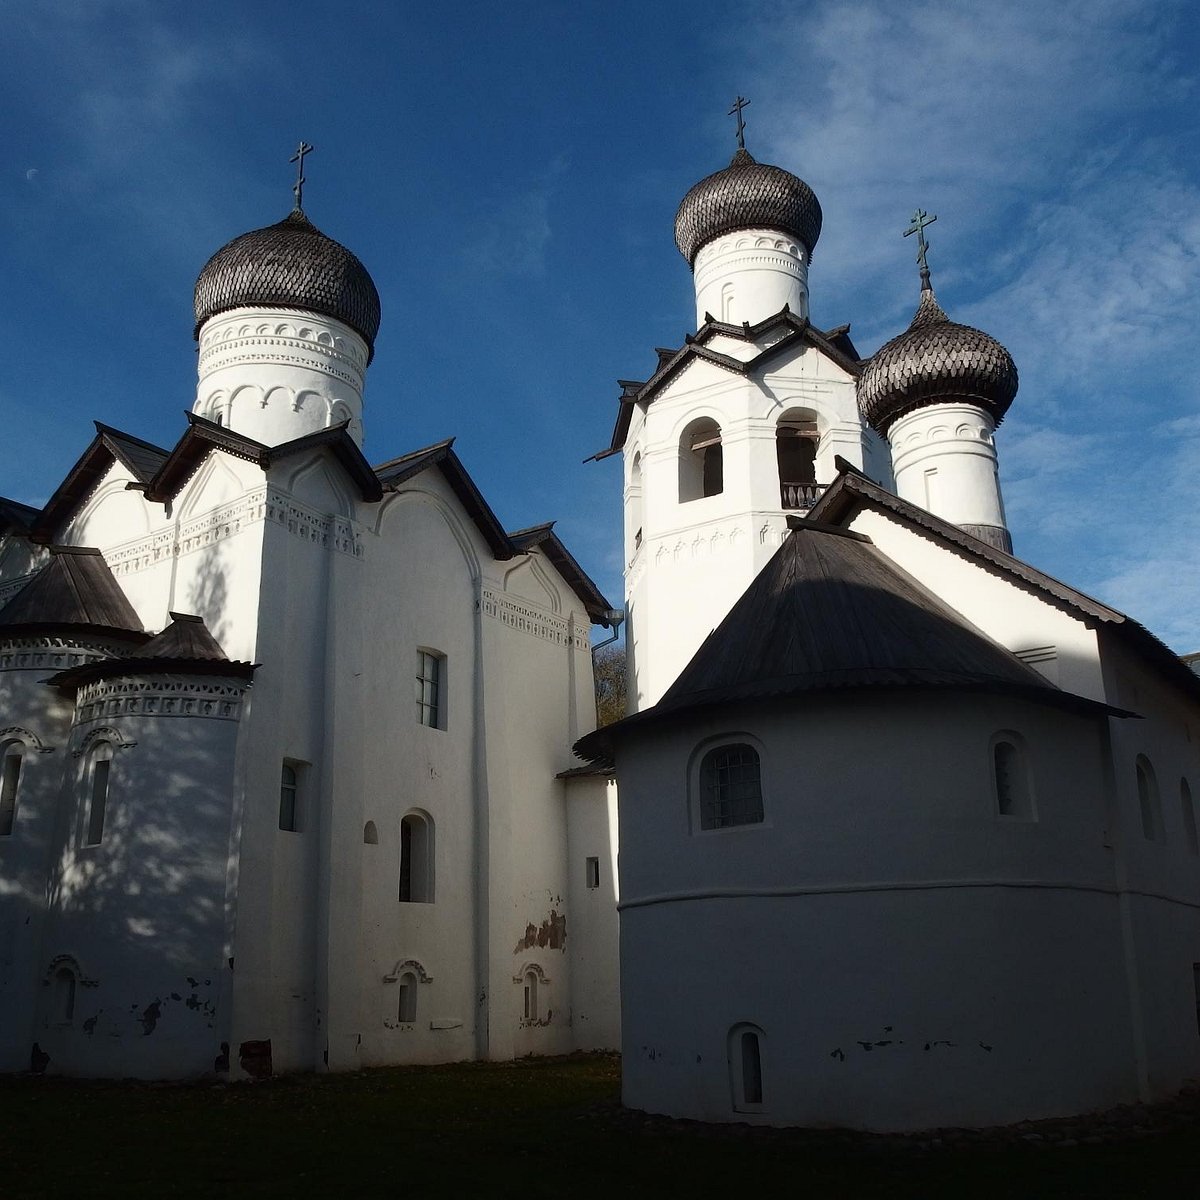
left=1, top=1054, right=1197, bottom=1198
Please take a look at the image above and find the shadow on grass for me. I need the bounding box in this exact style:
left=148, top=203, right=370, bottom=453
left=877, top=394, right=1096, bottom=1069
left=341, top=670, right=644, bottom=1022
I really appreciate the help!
left=2, top=1054, right=1199, bottom=1198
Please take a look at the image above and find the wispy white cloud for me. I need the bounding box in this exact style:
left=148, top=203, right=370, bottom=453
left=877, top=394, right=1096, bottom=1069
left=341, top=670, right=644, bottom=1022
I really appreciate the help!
left=464, top=156, right=568, bottom=277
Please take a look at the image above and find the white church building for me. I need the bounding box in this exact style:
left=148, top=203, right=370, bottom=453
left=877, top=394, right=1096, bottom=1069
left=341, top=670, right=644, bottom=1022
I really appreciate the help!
left=0, top=194, right=621, bottom=1081
left=575, top=137, right=1200, bottom=1130
left=4, top=124, right=1200, bottom=1132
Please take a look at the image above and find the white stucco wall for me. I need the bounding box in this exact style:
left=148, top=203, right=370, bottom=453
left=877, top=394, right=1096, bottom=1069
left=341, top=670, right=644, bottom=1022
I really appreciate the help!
left=614, top=691, right=1200, bottom=1130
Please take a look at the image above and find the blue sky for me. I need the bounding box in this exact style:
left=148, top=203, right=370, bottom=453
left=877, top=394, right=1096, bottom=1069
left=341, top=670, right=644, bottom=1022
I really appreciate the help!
left=3, top=0, right=1199, bottom=647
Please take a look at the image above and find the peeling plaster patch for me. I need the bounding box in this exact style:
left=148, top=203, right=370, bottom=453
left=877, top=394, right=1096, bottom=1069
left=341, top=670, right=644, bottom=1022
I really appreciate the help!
left=140, top=1000, right=162, bottom=1035
left=513, top=909, right=566, bottom=954
left=830, top=1047, right=845, bottom=1061
left=82, top=1015, right=98, bottom=1035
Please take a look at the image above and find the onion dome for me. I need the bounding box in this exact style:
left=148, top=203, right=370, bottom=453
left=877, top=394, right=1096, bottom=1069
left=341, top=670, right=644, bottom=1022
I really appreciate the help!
left=858, top=287, right=1018, bottom=436
left=194, top=209, right=381, bottom=358
left=674, top=148, right=823, bottom=266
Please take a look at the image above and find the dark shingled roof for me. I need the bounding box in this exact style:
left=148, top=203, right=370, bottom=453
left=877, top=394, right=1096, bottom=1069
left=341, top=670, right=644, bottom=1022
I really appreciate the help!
left=194, top=209, right=381, bottom=359
left=858, top=286, right=1018, bottom=435
left=44, top=612, right=255, bottom=690
left=0, top=546, right=145, bottom=640
left=674, top=148, right=823, bottom=265
left=575, top=519, right=1123, bottom=762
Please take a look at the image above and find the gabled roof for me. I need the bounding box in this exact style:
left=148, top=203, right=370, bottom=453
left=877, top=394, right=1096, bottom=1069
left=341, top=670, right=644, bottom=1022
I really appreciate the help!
left=575, top=519, right=1125, bottom=763
left=371, top=444, right=616, bottom=626
left=32, top=424, right=172, bottom=542
left=809, top=463, right=1200, bottom=706
left=0, top=545, right=146, bottom=641
left=591, top=308, right=862, bottom=460
left=374, top=437, right=514, bottom=561
left=0, top=497, right=41, bottom=537
left=506, top=522, right=615, bottom=625
left=145, top=414, right=383, bottom=504
left=44, top=611, right=254, bottom=690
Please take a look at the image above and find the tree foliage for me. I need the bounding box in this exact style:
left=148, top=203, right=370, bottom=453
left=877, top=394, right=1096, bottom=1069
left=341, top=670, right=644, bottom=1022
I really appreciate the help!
left=594, top=643, right=627, bottom=727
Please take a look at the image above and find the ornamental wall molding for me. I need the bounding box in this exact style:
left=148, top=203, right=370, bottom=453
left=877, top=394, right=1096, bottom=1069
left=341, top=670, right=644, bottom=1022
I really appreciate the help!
left=72, top=726, right=137, bottom=758
left=0, top=638, right=125, bottom=674
left=694, top=229, right=803, bottom=267
left=481, top=588, right=590, bottom=651
left=74, top=676, right=247, bottom=726
left=383, top=959, right=433, bottom=984
left=199, top=310, right=368, bottom=368
left=105, top=486, right=364, bottom=577
left=42, top=954, right=99, bottom=988
left=199, top=345, right=362, bottom=389
left=513, top=962, right=550, bottom=985
left=0, top=726, right=55, bottom=754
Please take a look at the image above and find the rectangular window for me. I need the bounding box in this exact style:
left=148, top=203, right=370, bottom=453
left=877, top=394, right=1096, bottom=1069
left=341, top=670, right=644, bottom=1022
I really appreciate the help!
left=416, top=651, right=445, bottom=729
left=585, top=856, right=600, bottom=889
left=86, top=760, right=110, bottom=846
left=279, top=762, right=299, bottom=832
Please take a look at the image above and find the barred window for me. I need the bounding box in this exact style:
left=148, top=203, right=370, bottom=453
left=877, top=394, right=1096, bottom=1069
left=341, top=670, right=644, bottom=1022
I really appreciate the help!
left=699, top=744, right=763, bottom=830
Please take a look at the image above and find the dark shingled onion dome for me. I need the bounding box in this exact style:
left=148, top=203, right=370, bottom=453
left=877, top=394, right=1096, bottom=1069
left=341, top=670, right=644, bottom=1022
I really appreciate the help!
left=857, top=287, right=1018, bottom=437
left=674, top=148, right=823, bottom=266
left=193, top=209, right=382, bottom=361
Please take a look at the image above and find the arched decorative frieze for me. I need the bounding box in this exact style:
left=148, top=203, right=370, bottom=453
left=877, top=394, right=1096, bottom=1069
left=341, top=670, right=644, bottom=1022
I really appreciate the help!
left=71, top=726, right=137, bottom=758
left=374, top=487, right=482, bottom=585
left=383, top=958, right=433, bottom=984
left=0, top=726, right=54, bottom=754
left=41, top=954, right=98, bottom=988
left=283, top=455, right=355, bottom=518
left=0, top=636, right=125, bottom=674
left=75, top=676, right=247, bottom=725
left=502, top=554, right=562, bottom=614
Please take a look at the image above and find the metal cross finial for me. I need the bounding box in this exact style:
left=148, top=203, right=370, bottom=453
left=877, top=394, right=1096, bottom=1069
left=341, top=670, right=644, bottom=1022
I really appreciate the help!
left=904, top=208, right=938, bottom=289
left=290, top=141, right=314, bottom=211
left=728, top=96, right=750, bottom=150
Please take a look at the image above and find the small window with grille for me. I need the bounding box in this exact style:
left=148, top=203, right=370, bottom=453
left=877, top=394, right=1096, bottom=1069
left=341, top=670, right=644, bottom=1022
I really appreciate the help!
left=698, top=744, right=764, bottom=831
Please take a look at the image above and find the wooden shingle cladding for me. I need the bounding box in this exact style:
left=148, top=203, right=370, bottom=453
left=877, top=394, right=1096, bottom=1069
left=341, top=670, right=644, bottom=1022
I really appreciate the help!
left=0, top=545, right=146, bottom=640
left=0, top=497, right=41, bottom=537
left=575, top=519, right=1125, bottom=764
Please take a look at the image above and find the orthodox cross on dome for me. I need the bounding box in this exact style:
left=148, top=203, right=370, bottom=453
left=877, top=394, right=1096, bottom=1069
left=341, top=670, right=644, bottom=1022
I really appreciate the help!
left=290, top=141, right=314, bottom=211
left=904, top=208, right=938, bottom=289
left=728, top=96, right=750, bottom=150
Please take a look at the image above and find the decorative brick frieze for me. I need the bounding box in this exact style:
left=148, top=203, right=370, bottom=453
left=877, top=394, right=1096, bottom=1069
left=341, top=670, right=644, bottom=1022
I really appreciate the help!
left=0, top=636, right=124, bottom=674
left=481, top=588, right=590, bottom=651
left=74, top=675, right=247, bottom=725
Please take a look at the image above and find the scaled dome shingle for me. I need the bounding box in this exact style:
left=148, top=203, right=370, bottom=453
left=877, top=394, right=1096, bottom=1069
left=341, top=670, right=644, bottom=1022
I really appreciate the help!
left=193, top=209, right=381, bottom=358
left=674, top=148, right=823, bottom=266
left=858, top=288, right=1018, bottom=436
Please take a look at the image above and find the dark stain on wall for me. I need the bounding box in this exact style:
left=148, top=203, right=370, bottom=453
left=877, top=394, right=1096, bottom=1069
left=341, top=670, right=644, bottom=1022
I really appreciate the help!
left=239, top=1039, right=272, bottom=1079
left=140, top=1000, right=162, bottom=1035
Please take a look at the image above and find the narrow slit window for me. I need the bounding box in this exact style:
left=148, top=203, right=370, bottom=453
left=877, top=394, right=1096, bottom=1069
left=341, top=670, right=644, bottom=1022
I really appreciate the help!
left=54, top=968, right=76, bottom=1024
left=585, top=856, right=600, bottom=889
left=399, top=813, right=433, bottom=903
left=398, top=973, right=417, bottom=1024
left=1136, top=756, right=1162, bottom=842
left=84, top=745, right=113, bottom=847
left=741, top=1031, right=763, bottom=1105
left=993, top=739, right=1033, bottom=819
left=524, top=969, right=539, bottom=1021
left=0, top=743, right=23, bottom=836
left=279, top=763, right=299, bottom=832
left=1182, top=779, right=1198, bottom=855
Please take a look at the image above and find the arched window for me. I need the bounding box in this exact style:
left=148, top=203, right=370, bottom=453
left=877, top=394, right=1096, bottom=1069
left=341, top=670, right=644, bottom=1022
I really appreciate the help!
left=523, top=968, right=539, bottom=1021
left=698, top=744, right=763, bottom=830
left=776, top=412, right=819, bottom=510
left=0, top=740, right=24, bottom=837
left=83, top=742, right=113, bottom=847
left=53, top=967, right=76, bottom=1024
left=399, top=812, right=434, bottom=903
left=627, top=451, right=644, bottom=556
left=363, top=821, right=379, bottom=845
left=1136, top=756, right=1162, bottom=842
left=1181, top=779, right=1198, bottom=855
left=728, top=1023, right=765, bottom=1112
left=397, top=971, right=418, bottom=1024
left=679, top=418, right=723, bottom=503
left=992, top=735, right=1034, bottom=820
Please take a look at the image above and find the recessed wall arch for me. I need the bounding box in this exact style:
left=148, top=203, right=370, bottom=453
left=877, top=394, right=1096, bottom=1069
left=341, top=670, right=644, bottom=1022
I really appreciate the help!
left=0, top=725, right=53, bottom=754
left=687, top=731, right=769, bottom=833
left=502, top=554, right=561, bottom=613
left=373, top=488, right=483, bottom=586
left=177, top=452, right=248, bottom=520
left=283, top=455, right=355, bottom=518
left=383, top=958, right=433, bottom=984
